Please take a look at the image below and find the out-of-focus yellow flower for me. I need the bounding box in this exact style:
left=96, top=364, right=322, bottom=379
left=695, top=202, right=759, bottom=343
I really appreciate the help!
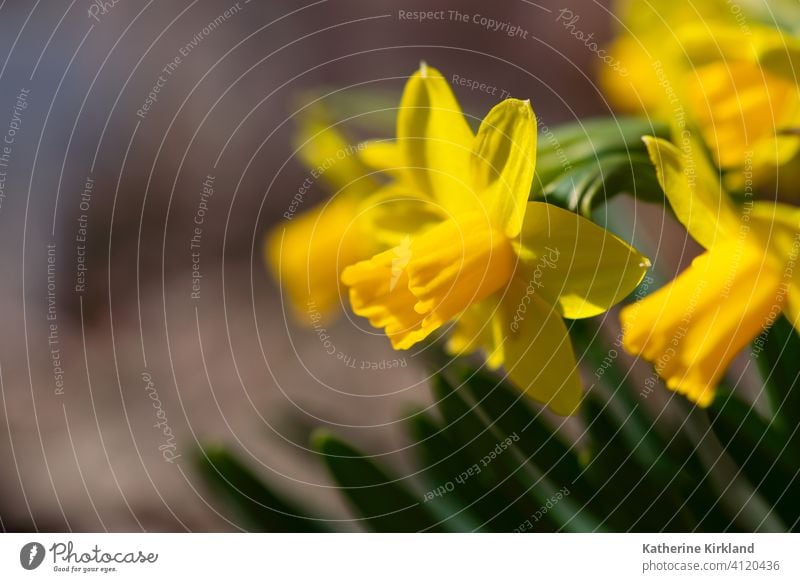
left=341, top=64, right=650, bottom=415
left=603, top=1, right=800, bottom=190
left=266, top=113, right=380, bottom=322
left=600, top=0, right=732, bottom=114
left=621, top=136, right=800, bottom=407
left=678, top=25, right=800, bottom=182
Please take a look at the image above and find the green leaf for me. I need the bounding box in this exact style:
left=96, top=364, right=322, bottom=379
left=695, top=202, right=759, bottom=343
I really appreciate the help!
left=709, top=389, right=800, bottom=529
left=433, top=370, right=606, bottom=532
left=429, top=374, right=545, bottom=529
left=533, top=117, right=669, bottom=215
left=196, top=446, right=328, bottom=532
left=539, top=117, right=670, bottom=160
left=407, top=409, right=506, bottom=532
left=576, top=153, right=664, bottom=215
left=754, top=314, right=800, bottom=429
left=453, top=365, right=592, bottom=501
left=581, top=394, right=710, bottom=531
left=570, top=319, right=676, bottom=484
left=570, top=320, right=733, bottom=531
left=311, top=430, right=447, bottom=532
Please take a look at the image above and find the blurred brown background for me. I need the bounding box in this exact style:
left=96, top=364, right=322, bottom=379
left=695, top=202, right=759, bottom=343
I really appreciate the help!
left=0, top=0, right=634, bottom=532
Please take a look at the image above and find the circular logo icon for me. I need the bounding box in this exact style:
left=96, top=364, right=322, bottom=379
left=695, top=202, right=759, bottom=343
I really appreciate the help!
left=20, top=542, right=45, bottom=570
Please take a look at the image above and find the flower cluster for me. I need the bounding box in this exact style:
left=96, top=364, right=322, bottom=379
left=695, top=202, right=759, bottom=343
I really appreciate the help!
left=269, top=0, right=800, bottom=415
left=269, top=63, right=649, bottom=415
left=603, top=0, right=800, bottom=407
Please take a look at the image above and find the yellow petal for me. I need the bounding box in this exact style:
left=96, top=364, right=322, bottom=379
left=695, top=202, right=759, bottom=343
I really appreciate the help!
left=677, top=23, right=756, bottom=67
left=668, top=23, right=800, bottom=179
left=498, top=280, right=582, bottom=416
left=357, top=183, right=445, bottom=247
left=447, top=280, right=583, bottom=415
left=643, top=136, right=741, bottom=250
left=267, top=195, right=368, bottom=321
left=446, top=297, right=505, bottom=370
left=684, top=60, right=800, bottom=170
left=621, top=238, right=783, bottom=407
left=359, top=139, right=404, bottom=173
left=601, top=0, right=734, bottom=113
left=514, top=202, right=650, bottom=319
left=397, top=62, right=476, bottom=213
left=470, top=99, right=537, bottom=237
left=678, top=21, right=800, bottom=76
left=784, top=285, right=800, bottom=330
left=599, top=34, right=664, bottom=114
left=759, top=39, right=800, bottom=83
left=750, top=202, right=800, bottom=329
left=750, top=202, right=800, bottom=259
left=614, top=0, right=732, bottom=39
left=295, top=115, right=377, bottom=197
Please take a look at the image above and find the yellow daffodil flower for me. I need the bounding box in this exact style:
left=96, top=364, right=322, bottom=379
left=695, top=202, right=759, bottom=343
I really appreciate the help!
left=677, top=24, right=800, bottom=183
left=621, top=136, right=800, bottom=407
left=266, top=111, right=380, bottom=322
left=600, top=0, right=733, bottom=114
left=603, top=1, right=800, bottom=191
left=341, top=64, right=650, bottom=415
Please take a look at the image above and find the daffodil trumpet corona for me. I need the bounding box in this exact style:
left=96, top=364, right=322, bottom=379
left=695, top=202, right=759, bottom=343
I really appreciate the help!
left=621, top=136, right=800, bottom=407
left=341, top=63, right=650, bottom=415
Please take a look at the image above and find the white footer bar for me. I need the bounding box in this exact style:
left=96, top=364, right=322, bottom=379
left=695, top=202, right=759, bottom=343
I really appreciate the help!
left=1, top=533, right=797, bottom=580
